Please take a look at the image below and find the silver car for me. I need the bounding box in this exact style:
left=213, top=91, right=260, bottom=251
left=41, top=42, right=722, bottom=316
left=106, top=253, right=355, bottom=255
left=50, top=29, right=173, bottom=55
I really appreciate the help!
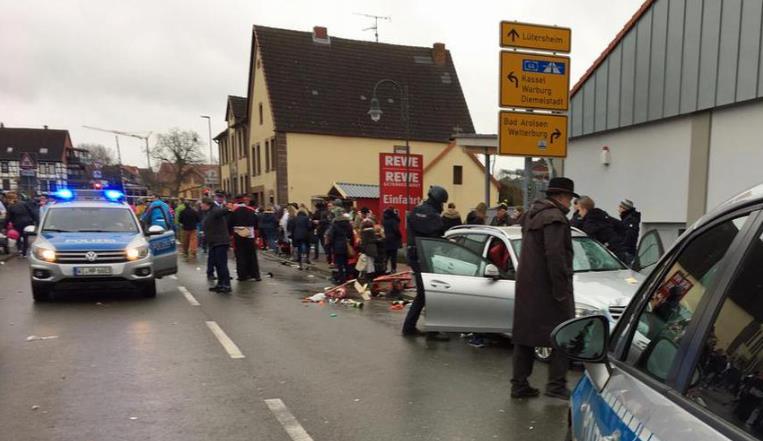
left=415, top=225, right=645, bottom=358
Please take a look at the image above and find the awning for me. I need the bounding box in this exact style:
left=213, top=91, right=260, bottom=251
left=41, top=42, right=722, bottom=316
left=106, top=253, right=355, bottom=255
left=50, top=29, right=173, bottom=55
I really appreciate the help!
left=329, top=182, right=379, bottom=199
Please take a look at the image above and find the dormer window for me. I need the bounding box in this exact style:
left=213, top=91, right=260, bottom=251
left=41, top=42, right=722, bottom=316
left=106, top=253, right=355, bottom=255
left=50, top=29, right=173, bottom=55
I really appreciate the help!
left=6, top=147, right=12, bottom=153
left=40, top=147, right=48, bottom=154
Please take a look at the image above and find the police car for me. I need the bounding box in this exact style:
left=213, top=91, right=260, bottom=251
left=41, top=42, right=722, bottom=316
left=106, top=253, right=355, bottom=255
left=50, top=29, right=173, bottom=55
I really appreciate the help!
left=26, top=189, right=177, bottom=301
left=552, top=184, right=763, bottom=441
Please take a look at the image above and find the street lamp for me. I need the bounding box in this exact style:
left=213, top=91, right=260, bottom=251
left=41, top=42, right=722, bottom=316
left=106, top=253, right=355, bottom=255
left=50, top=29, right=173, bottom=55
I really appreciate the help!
left=200, top=115, right=213, bottom=164
left=368, top=79, right=411, bottom=211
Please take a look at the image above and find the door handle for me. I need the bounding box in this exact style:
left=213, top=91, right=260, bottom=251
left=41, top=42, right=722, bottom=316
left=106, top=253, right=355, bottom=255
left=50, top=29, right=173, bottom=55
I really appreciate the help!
left=430, top=280, right=451, bottom=289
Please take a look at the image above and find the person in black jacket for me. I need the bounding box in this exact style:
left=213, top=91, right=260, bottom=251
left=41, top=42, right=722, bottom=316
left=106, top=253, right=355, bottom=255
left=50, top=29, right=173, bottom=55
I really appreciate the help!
left=178, top=202, right=201, bottom=260
left=403, top=186, right=448, bottom=338
left=258, top=206, right=278, bottom=251
left=230, top=196, right=261, bottom=281
left=618, top=199, right=641, bottom=265
left=201, top=197, right=231, bottom=293
left=3, top=192, right=37, bottom=257
left=315, top=202, right=332, bottom=264
left=466, top=202, right=487, bottom=225
left=359, top=218, right=380, bottom=282
left=288, top=208, right=312, bottom=269
left=328, top=213, right=354, bottom=283
left=382, top=207, right=402, bottom=273
left=441, top=203, right=462, bottom=231
left=571, top=196, right=627, bottom=262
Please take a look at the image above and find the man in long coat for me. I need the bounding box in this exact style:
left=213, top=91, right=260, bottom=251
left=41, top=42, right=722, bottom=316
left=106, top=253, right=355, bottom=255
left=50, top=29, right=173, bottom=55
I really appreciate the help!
left=511, top=177, right=579, bottom=400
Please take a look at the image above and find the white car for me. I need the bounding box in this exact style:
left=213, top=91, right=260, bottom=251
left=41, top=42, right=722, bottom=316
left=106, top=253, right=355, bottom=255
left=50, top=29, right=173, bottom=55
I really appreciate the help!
left=415, top=225, right=646, bottom=359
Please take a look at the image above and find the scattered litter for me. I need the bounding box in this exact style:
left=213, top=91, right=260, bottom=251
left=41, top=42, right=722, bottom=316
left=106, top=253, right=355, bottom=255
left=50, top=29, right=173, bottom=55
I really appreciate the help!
left=26, top=335, right=59, bottom=342
left=499, top=409, right=505, bottom=413
left=170, top=322, right=177, bottom=326
left=307, top=274, right=315, bottom=278
left=31, top=405, right=40, bottom=411
left=307, top=293, right=326, bottom=302
left=129, top=416, right=139, bottom=421
left=353, top=398, right=360, bottom=402
left=267, top=272, right=274, bottom=278
left=196, top=267, right=201, bottom=271
left=529, top=426, right=534, bottom=430
left=95, top=302, right=104, bottom=306
left=330, top=313, right=337, bottom=318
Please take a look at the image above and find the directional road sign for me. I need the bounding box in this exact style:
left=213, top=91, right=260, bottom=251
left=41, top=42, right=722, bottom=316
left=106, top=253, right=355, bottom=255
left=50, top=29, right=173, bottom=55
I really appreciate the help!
left=498, top=111, right=568, bottom=158
left=500, top=51, right=570, bottom=111
left=500, top=22, right=571, bottom=53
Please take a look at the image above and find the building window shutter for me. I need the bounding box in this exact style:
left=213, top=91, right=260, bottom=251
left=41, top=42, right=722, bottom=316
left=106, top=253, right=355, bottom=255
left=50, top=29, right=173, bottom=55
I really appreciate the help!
left=265, top=140, right=270, bottom=172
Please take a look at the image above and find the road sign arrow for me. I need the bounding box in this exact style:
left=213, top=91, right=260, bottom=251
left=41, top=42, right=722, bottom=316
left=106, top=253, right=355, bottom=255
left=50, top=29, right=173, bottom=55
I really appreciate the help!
left=550, top=128, right=561, bottom=144
left=507, top=72, right=519, bottom=88
left=508, top=28, right=519, bottom=42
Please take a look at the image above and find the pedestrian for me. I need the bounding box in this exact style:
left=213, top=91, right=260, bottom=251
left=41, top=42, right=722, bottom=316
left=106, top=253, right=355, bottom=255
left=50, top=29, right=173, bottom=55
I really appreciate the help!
left=140, top=194, right=174, bottom=231
left=315, top=202, right=332, bottom=263
left=311, top=202, right=325, bottom=261
left=201, top=197, right=232, bottom=293
left=466, top=202, right=487, bottom=225
left=3, top=192, right=37, bottom=257
left=288, top=207, right=312, bottom=269
left=178, top=201, right=201, bottom=260
left=618, top=199, right=641, bottom=265
left=328, top=212, right=354, bottom=283
left=354, top=207, right=371, bottom=231
left=402, top=185, right=448, bottom=338
left=490, top=203, right=512, bottom=226
left=230, top=196, right=262, bottom=281
left=570, top=196, right=627, bottom=261
left=382, top=207, right=402, bottom=273
left=358, top=218, right=380, bottom=282
left=441, top=202, right=462, bottom=231
left=258, top=205, right=278, bottom=251
left=511, top=177, right=578, bottom=400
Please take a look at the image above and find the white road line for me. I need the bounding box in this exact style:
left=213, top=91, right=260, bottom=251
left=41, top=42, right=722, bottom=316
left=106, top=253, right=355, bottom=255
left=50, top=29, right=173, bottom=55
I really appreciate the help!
left=205, top=321, right=245, bottom=359
left=178, top=286, right=200, bottom=306
left=265, top=399, right=314, bottom=441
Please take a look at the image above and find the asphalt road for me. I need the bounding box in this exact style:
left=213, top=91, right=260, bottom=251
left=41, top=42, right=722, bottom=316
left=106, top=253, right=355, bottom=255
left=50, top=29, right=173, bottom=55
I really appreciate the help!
left=0, top=253, right=576, bottom=441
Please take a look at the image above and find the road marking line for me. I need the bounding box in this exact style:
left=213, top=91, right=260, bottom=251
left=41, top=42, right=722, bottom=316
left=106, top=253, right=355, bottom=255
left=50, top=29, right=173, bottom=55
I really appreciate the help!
left=178, top=286, right=200, bottom=306
left=205, top=321, right=245, bottom=359
left=265, top=399, right=314, bottom=441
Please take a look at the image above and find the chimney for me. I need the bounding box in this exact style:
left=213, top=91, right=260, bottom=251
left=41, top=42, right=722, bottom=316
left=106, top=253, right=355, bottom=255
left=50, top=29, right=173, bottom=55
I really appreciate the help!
left=312, top=26, right=330, bottom=44
left=0, top=122, right=4, bottom=128
left=432, top=43, right=446, bottom=65
left=43, top=125, right=48, bottom=130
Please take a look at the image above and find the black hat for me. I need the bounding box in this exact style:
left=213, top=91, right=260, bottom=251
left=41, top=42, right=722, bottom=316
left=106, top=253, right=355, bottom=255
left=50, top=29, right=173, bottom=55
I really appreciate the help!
left=545, top=177, right=579, bottom=198
left=360, top=207, right=370, bottom=214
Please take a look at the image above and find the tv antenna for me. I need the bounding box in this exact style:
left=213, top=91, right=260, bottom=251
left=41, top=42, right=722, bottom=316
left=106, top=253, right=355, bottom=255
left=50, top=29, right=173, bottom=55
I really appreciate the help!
left=354, top=13, right=391, bottom=43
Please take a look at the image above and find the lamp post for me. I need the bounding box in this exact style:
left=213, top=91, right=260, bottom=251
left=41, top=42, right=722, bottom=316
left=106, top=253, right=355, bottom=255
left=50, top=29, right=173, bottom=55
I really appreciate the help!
left=200, top=115, right=213, bottom=164
left=368, top=79, right=411, bottom=212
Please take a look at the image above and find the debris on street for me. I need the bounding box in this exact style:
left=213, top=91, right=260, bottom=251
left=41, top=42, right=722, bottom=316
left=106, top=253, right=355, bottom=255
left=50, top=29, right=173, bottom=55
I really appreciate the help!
left=26, top=335, right=59, bottom=342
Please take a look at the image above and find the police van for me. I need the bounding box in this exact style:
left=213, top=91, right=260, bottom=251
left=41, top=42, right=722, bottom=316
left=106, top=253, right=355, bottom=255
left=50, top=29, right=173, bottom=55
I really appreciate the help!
left=552, top=184, right=763, bottom=441
left=26, top=189, right=177, bottom=301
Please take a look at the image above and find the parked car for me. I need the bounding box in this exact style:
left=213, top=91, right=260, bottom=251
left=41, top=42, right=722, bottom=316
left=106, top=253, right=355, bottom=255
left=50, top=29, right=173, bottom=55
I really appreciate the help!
left=552, top=183, right=763, bottom=441
left=415, top=225, right=646, bottom=360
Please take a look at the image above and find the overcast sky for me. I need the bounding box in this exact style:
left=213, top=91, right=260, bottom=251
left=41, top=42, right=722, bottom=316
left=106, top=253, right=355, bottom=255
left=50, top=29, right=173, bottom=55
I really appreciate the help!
left=0, top=0, right=644, bottom=172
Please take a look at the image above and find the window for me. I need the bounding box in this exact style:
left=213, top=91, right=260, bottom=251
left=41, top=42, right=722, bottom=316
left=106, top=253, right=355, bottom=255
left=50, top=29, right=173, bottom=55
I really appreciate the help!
left=512, top=237, right=625, bottom=272
left=259, top=103, right=263, bottom=125
left=251, top=144, right=257, bottom=176
left=686, top=224, right=763, bottom=439
left=418, top=238, right=487, bottom=277
left=6, top=147, right=12, bottom=153
left=265, top=140, right=270, bottom=172
left=449, top=233, right=489, bottom=256
left=40, top=148, right=48, bottom=154
left=0, top=162, right=7, bottom=173
left=1, top=179, right=9, bottom=190
left=453, top=165, right=463, bottom=185
left=487, top=237, right=515, bottom=279
left=623, top=215, right=751, bottom=383
left=270, top=138, right=277, bottom=171
left=256, top=143, right=261, bottom=175
left=43, top=207, right=139, bottom=233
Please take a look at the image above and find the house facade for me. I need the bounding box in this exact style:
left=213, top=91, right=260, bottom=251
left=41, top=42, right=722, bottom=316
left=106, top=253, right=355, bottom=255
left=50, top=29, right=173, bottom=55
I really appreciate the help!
left=0, top=126, right=74, bottom=194
left=216, top=95, right=250, bottom=197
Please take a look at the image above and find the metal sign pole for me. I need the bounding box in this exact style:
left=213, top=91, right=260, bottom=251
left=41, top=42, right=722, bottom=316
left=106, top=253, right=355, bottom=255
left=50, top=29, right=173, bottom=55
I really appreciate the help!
left=484, top=147, right=491, bottom=206
left=522, top=156, right=532, bottom=210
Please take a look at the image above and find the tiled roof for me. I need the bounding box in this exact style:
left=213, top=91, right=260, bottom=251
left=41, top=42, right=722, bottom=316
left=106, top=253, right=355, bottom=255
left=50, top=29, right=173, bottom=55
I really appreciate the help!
left=0, top=127, right=72, bottom=161
left=229, top=95, right=247, bottom=121
left=254, top=25, right=475, bottom=142
left=332, top=182, right=380, bottom=199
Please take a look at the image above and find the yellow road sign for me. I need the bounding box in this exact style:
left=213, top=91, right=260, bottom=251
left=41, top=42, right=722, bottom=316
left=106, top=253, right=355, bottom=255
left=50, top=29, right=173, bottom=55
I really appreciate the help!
left=500, top=51, right=570, bottom=111
left=498, top=111, right=567, bottom=158
left=500, top=22, right=571, bottom=53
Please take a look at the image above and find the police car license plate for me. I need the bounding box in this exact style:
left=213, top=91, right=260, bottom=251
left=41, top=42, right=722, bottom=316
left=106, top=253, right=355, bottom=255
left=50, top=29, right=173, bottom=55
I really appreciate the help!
left=74, top=267, right=112, bottom=276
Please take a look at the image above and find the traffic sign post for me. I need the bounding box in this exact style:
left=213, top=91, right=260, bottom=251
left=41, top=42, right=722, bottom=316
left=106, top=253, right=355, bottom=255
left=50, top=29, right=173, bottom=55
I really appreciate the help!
left=499, top=111, right=567, bottom=158
left=500, top=51, right=570, bottom=111
left=500, top=22, right=571, bottom=53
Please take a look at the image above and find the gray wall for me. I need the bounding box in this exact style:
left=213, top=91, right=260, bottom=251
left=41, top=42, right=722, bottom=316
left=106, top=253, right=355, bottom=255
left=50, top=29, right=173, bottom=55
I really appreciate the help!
left=570, top=0, right=763, bottom=139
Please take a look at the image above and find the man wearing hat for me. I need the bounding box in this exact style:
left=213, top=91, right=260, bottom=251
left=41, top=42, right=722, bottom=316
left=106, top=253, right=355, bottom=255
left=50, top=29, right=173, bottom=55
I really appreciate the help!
left=490, top=203, right=512, bottom=226
left=511, top=177, right=578, bottom=400
left=618, top=199, right=641, bottom=265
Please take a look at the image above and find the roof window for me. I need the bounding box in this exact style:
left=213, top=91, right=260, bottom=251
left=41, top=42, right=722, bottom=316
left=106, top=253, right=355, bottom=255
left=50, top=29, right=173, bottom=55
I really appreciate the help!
left=40, top=147, right=48, bottom=154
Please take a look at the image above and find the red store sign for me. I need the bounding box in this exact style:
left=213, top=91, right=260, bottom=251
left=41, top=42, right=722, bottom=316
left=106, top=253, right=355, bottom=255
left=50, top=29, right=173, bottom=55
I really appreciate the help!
left=379, top=153, right=424, bottom=240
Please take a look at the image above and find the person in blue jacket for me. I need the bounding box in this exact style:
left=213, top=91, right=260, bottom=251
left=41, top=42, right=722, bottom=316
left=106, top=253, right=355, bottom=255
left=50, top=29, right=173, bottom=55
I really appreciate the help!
left=141, top=194, right=174, bottom=231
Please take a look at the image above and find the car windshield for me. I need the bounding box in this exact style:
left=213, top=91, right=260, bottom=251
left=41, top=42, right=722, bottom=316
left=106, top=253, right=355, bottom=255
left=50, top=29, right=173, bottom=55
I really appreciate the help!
left=511, top=237, right=625, bottom=272
left=43, top=207, right=139, bottom=233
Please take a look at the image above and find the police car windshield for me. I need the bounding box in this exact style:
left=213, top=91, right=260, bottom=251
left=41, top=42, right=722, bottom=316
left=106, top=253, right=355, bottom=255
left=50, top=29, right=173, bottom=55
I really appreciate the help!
left=511, top=237, right=625, bottom=272
left=43, top=207, right=139, bottom=233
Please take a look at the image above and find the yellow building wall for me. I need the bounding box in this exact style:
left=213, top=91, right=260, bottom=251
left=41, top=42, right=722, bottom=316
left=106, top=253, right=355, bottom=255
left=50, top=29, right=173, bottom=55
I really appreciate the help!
left=247, top=43, right=278, bottom=201
left=286, top=133, right=498, bottom=211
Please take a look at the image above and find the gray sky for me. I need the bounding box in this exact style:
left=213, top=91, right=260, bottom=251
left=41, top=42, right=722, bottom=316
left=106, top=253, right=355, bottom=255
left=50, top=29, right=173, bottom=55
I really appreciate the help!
left=0, top=0, right=644, bottom=171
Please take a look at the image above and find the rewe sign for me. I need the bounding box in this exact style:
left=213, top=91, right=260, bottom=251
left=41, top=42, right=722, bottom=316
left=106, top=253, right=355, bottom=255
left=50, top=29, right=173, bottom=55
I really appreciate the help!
left=379, top=153, right=423, bottom=207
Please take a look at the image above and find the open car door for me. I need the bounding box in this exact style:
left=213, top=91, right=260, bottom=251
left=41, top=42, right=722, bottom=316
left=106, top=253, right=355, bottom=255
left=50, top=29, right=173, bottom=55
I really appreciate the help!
left=144, top=206, right=178, bottom=278
left=415, top=238, right=514, bottom=334
left=633, top=229, right=664, bottom=275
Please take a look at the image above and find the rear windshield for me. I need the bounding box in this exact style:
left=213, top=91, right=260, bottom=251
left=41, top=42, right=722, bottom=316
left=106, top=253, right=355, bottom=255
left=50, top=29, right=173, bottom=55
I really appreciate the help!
left=511, top=237, right=625, bottom=272
left=43, top=207, right=139, bottom=233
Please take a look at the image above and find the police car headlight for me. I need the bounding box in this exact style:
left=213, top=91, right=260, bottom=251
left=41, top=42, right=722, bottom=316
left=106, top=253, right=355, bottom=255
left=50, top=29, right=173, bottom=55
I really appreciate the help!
left=33, top=245, right=56, bottom=263
left=575, top=303, right=599, bottom=318
left=126, top=245, right=149, bottom=261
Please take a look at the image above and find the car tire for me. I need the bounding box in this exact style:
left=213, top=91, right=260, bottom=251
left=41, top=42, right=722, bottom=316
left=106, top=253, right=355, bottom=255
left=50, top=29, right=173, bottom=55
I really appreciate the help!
left=141, top=280, right=157, bottom=298
left=534, top=346, right=553, bottom=363
left=32, top=283, right=51, bottom=302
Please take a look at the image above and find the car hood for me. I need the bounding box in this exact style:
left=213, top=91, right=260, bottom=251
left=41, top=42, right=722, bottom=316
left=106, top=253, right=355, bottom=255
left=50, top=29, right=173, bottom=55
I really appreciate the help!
left=572, top=269, right=644, bottom=309
left=41, top=232, right=138, bottom=251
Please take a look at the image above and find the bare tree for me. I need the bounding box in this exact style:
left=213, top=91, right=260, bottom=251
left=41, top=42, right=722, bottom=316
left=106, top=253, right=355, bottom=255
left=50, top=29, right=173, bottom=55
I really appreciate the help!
left=151, top=128, right=204, bottom=196
left=77, top=143, right=115, bottom=165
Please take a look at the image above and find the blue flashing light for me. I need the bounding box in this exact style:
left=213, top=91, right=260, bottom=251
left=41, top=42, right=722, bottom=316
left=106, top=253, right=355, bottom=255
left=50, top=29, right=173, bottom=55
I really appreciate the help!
left=53, top=189, right=74, bottom=200
left=104, top=189, right=124, bottom=201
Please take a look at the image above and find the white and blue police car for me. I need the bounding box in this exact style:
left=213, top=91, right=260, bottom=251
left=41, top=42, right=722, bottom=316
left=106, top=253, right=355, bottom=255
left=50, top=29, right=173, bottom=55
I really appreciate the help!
left=552, top=183, right=763, bottom=441
left=26, top=189, right=177, bottom=301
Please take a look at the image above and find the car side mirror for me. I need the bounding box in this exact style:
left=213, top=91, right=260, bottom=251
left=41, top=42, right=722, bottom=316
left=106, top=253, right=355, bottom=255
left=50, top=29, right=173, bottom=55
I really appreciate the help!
left=24, top=225, right=37, bottom=236
left=551, top=315, right=609, bottom=363
left=146, top=225, right=166, bottom=236
left=484, top=264, right=500, bottom=280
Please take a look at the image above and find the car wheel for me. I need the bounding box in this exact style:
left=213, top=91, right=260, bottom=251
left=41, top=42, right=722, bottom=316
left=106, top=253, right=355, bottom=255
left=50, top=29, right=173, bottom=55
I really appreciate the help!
left=534, top=346, right=553, bottom=363
left=141, top=280, right=157, bottom=298
left=32, top=283, right=51, bottom=302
